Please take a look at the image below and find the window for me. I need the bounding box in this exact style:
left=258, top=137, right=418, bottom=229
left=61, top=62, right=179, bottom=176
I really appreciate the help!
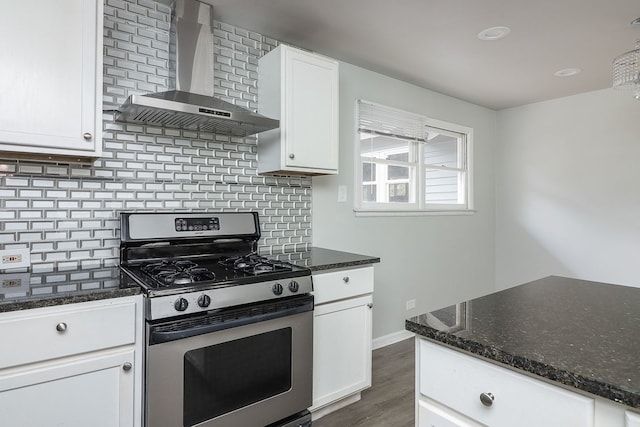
left=356, top=100, right=473, bottom=215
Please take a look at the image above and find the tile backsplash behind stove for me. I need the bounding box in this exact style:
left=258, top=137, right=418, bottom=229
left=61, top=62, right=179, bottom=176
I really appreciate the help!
left=0, top=0, right=311, bottom=271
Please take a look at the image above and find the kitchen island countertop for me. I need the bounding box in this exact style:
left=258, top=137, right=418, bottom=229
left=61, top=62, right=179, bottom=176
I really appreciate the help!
left=275, top=246, right=380, bottom=271
left=406, top=275, right=640, bottom=408
left=0, top=265, right=141, bottom=313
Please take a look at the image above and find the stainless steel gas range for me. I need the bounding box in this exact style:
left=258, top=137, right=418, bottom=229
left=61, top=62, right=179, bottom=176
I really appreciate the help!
left=119, top=212, right=313, bottom=427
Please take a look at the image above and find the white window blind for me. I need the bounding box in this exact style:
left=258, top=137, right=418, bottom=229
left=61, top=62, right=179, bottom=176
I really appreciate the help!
left=357, top=100, right=428, bottom=142
left=355, top=100, right=473, bottom=215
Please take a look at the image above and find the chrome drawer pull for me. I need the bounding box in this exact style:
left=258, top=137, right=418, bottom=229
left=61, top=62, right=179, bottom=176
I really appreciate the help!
left=56, top=322, right=67, bottom=332
left=343, top=276, right=349, bottom=283
left=123, top=362, right=133, bottom=372
left=480, top=392, right=494, bottom=407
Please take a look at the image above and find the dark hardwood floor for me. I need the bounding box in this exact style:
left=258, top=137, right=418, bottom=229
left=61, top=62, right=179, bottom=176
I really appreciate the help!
left=313, top=337, right=415, bottom=427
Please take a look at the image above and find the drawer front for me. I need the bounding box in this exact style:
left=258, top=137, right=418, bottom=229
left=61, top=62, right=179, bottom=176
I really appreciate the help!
left=418, top=398, right=483, bottom=427
left=313, top=266, right=373, bottom=304
left=419, top=340, right=594, bottom=427
left=0, top=298, right=137, bottom=369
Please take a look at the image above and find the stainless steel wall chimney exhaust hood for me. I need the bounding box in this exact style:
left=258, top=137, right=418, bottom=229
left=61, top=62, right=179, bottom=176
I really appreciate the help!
left=116, top=0, right=278, bottom=137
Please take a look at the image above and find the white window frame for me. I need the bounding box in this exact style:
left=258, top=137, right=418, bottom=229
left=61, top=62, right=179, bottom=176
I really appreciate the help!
left=354, top=100, right=474, bottom=216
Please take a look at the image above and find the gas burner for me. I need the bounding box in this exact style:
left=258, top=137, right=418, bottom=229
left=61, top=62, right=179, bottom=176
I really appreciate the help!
left=253, top=264, right=275, bottom=274
left=141, top=259, right=215, bottom=287
left=219, top=253, right=293, bottom=276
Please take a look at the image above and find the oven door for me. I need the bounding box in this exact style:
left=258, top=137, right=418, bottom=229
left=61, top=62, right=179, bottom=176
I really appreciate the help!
left=145, top=295, right=313, bottom=427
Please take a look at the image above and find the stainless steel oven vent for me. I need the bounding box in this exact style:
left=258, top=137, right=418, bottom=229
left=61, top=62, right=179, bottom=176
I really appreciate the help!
left=115, top=0, right=278, bottom=137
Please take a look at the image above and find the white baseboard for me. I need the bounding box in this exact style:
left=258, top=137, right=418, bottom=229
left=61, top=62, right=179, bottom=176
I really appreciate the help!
left=372, top=329, right=414, bottom=350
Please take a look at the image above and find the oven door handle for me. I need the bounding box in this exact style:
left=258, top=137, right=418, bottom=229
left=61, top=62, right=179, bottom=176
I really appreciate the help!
left=149, top=296, right=313, bottom=345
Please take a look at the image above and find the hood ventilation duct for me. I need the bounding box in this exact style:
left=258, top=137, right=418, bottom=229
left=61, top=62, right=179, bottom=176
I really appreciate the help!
left=116, top=0, right=278, bottom=137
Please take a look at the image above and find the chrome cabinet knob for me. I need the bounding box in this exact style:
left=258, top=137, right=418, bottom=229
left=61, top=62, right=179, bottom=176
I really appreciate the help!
left=83, top=132, right=92, bottom=140
left=123, top=362, right=133, bottom=372
left=289, top=153, right=295, bottom=159
left=343, top=276, right=349, bottom=283
left=56, top=322, right=67, bottom=332
left=480, top=392, right=494, bottom=407
left=367, top=303, right=373, bottom=309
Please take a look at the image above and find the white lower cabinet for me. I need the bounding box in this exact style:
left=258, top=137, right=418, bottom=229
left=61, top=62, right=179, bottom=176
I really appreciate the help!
left=0, top=296, right=143, bottom=426
left=417, top=337, right=640, bottom=427
left=312, top=294, right=372, bottom=409
left=310, top=266, right=374, bottom=418
left=0, top=349, right=134, bottom=426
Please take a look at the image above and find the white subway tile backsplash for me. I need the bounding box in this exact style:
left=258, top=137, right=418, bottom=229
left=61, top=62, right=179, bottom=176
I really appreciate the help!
left=0, top=1, right=310, bottom=268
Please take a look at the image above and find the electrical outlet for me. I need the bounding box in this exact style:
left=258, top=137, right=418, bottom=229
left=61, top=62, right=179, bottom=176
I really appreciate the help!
left=406, top=299, right=416, bottom=311
left=0, top=272, right=30, bottom=292
left=0, top=249, right=31, bottom=270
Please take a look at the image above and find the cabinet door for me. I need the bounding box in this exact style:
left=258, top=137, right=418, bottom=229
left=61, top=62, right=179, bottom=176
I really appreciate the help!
left=311, top=294, right=372, bottom=410
left=283, top=47, right=338, bottom=172
left=0, top=0, right=102, bottom=158
left=0, top=349, right=135, bottom=427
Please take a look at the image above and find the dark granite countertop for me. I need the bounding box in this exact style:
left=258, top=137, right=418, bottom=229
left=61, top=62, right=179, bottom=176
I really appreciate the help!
left=0, top=247, right=377, bottom=313
left=406, top=276, right=640, bottom=408
left=0, top=265, right=141, bottom=313
left=274, top=247, right=380, bottom=272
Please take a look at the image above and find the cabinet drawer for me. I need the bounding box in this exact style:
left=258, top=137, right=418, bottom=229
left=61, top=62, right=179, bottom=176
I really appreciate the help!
left=419, top=339, right=594, bottom=427
left=0, top=299, right=137, bottom=369
left=313, top=266, right=373, bottom=304
left=418, top=398, right=482, bottom=427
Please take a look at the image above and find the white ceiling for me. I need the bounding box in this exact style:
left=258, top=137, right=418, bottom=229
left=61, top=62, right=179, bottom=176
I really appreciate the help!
left=205, top=0, right=640, bottom=110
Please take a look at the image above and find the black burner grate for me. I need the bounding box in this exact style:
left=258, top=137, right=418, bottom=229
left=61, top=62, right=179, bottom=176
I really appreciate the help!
left=218, top=253, right=293, bottom=276
left=141, top=259, right=216, bottom=287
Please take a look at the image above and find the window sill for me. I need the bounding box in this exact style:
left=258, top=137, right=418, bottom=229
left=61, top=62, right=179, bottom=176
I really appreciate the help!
left=353, top=209, right=476, bottom=217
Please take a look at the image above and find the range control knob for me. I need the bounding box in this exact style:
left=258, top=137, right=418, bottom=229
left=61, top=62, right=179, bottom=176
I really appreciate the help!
left=174, top=298, right=189, bottom=312
left=288, top=280, right=299, bottom=293
left=272, top=283, right=283, bottom=295
left=197, top=294, right=211, bottom=308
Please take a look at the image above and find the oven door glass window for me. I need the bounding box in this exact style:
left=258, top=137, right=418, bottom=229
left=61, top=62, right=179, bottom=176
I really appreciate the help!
left=183, top=328, right=293, bottom=427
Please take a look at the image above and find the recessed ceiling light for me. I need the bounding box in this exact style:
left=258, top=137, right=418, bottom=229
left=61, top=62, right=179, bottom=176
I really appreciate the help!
left=477, top=26, right=511, bottom=41
left=554, top=68, right=582, bottom=77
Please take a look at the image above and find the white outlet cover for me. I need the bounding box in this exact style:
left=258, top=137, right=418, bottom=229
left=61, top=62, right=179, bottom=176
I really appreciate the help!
left=0, top=248, right=31, bottom=270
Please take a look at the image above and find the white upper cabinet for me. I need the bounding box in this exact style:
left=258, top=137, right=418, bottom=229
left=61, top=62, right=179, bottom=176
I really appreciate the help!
left=0, top=0, right=103, bottom=160
left=258, top=44, right=339, bottom=175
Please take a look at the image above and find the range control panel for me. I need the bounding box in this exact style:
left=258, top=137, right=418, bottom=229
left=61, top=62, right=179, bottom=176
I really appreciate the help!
left=174, top=217, right=220, bottom=232
left=147, top=275, right=314, bottom=320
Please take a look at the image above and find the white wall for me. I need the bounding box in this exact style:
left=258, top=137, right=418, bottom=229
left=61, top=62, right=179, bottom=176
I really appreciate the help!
left=312, top=62, right=497, bottom=339
left=496, top=88, right=640, bottom=289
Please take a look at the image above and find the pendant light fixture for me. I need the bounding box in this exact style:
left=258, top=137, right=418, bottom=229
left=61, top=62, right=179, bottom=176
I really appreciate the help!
left=612, top=19, right=640, bottom=99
